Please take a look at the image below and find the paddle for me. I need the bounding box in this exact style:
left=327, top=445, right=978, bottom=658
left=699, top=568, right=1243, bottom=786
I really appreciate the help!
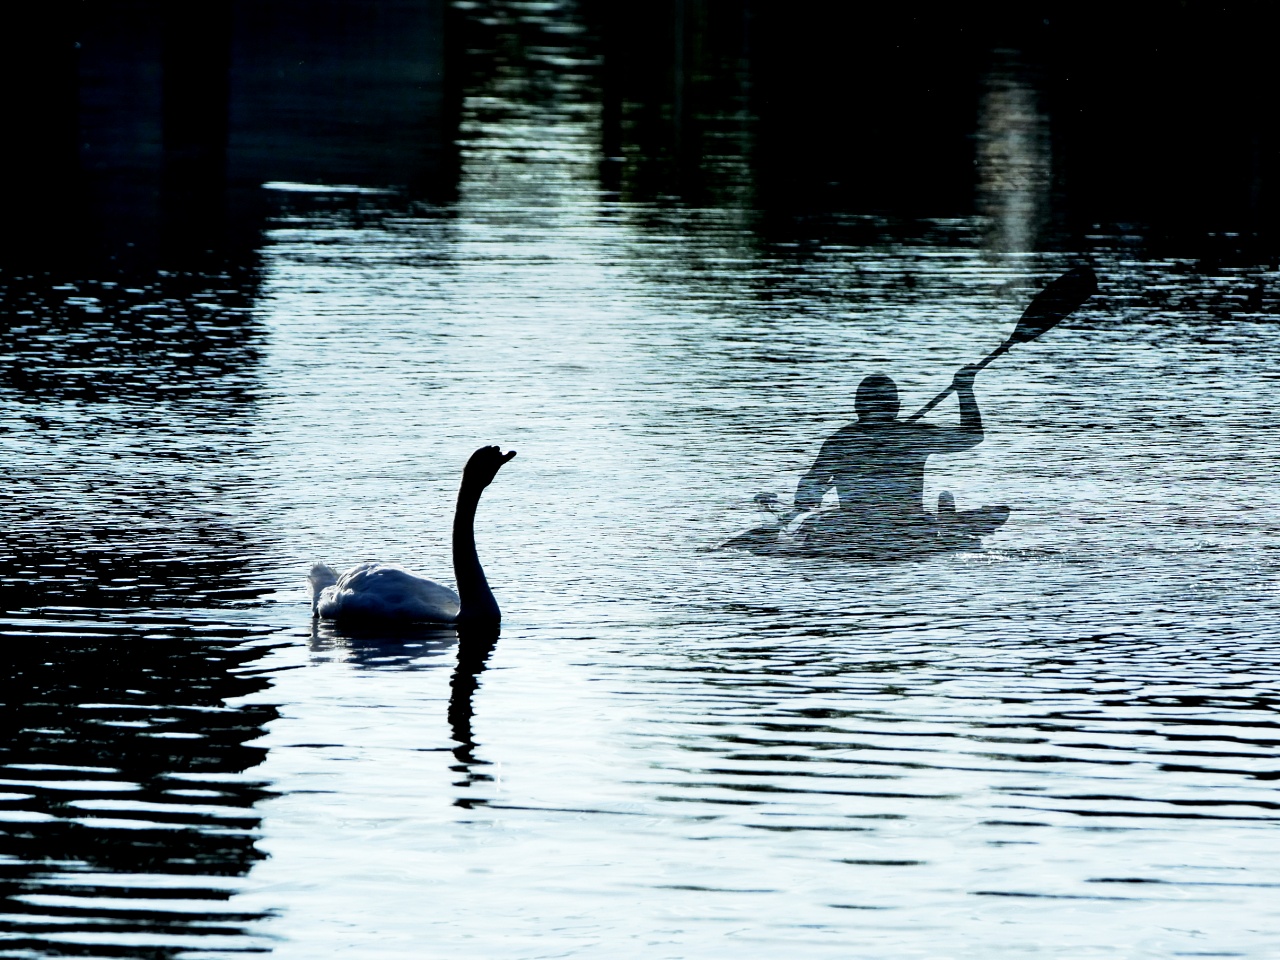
left=906, top=265, right=1098, bottom=422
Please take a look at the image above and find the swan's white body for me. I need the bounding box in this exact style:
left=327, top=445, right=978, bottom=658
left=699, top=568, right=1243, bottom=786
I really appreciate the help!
left=309, top=561, right=461, bottom=623
left=308, top=445, right=516, bottom=628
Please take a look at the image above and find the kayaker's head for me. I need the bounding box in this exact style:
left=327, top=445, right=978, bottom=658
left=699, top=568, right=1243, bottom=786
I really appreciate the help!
left=856, top=374, right=899, bottom=423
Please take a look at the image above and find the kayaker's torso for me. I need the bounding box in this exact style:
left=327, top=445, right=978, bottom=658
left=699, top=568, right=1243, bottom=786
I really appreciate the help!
left=796, top=420, right=983, bottom=524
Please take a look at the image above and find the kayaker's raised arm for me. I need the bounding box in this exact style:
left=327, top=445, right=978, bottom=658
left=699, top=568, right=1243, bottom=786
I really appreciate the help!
left=923, top=364, right=984, bottom=454
left=954, top=364, right=982, bottom=438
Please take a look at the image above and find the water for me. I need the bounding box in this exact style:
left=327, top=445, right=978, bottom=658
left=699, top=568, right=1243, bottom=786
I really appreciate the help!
left=4, top=3, right=1280, bottom=958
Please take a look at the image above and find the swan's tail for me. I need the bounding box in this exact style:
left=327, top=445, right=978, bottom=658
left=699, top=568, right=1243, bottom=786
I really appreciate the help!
left=307, top=562, right=340, bottom=615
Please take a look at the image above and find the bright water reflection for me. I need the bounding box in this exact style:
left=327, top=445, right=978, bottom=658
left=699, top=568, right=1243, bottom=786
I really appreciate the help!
left=232, top=204, right=1280, bottom=958
left=4, top=2, right=1280, bottom=958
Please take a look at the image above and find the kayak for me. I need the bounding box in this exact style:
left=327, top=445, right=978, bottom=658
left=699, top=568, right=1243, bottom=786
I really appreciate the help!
left=723, top=504, right=1010, bottom=559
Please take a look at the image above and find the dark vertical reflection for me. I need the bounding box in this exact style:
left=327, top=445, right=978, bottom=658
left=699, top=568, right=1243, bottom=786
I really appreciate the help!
left=596, top=1, right=623, bottom=197
left=7, top=1, right=1273, bottom=269
left=437, top=0, right=466, bottom=205
left=588, top=3, right=1280, bottom=248
left=591, top=0, right=755, bottom=208
left=1040, top=3, right=1278, bottom=240
left=2, top=0, right=458, bottom=269
left=449, top=635, right=499, bottom=807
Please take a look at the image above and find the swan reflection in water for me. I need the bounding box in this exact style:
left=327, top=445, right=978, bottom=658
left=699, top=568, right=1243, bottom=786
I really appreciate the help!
left=308, top=618, right=501, bottom=804
left=308, top=617, right=462, bottom=669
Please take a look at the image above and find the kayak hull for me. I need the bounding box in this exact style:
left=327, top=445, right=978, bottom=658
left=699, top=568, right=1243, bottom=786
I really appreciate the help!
left=725, top=506, right=1010, bottom=559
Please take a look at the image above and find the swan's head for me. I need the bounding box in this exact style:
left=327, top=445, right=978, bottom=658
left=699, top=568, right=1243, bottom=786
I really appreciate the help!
left=461, top=445, right=517, bottom=493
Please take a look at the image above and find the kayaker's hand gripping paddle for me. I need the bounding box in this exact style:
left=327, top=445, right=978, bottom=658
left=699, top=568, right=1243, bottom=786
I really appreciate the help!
left=906, top=266, right=1098, bottom=422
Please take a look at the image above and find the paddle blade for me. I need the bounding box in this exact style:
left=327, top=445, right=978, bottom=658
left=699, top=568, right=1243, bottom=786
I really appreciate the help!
left=1009, top=265, right=1097, bottom=345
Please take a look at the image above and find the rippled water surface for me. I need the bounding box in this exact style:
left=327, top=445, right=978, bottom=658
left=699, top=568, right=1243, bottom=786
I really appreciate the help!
left=4, top=4, right=1280, bottom=958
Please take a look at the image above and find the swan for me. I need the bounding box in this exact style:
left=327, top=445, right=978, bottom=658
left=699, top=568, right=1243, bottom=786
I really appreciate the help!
left=308, top=445, right=516, bottom=628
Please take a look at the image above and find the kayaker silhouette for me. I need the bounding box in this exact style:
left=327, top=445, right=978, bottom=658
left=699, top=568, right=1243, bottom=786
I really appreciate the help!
left=790, top=364, right=1004, bottom=553
left=723, top=267, right=1097, bottom=558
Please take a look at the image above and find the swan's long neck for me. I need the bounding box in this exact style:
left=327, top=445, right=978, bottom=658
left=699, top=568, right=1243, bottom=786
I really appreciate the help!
left=452, top=483, right=500, bottom=626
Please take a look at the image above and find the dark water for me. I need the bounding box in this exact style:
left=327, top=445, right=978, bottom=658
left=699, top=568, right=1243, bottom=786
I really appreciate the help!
left=3, top=2, right=1280, bottom=957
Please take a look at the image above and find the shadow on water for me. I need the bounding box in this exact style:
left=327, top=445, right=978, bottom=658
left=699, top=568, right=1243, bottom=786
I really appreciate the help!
left=0, top=615, right=279, bottom=958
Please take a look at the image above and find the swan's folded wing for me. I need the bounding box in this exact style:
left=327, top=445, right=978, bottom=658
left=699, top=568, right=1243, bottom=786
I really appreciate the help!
left=321, top=564, right=461, bottom=622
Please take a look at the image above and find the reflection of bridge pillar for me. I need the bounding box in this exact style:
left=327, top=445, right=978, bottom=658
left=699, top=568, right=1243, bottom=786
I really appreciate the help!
left=976, top=51, right=1050, bottom=254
